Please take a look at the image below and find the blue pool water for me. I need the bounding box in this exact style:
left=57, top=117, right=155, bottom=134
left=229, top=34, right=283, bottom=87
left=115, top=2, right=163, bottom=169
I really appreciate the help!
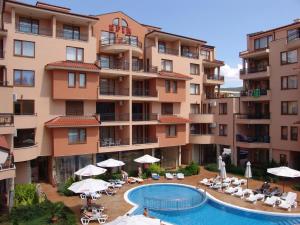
left=126, top=184, right=300, bottom=225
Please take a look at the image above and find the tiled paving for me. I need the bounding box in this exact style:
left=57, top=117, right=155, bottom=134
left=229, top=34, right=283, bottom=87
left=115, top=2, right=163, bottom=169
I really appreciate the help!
left=41, top=167, right=300, bottom=224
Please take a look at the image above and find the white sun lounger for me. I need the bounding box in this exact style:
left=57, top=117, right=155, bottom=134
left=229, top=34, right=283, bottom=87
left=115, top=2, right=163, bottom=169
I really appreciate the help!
left=199, top=178, right=210, bottom=186
left=165, top=173, right=174, bottom=180
left=245, top=193, right=264, bottom=204
left=278, top=192, right=297, bottom=211
left=177, top=173, right=184, bottom=180
left=225, top=186, right=239, bottom=194
left=264, top=196, right=280, bottom=207
left=232, top=188, right=245, bottom=198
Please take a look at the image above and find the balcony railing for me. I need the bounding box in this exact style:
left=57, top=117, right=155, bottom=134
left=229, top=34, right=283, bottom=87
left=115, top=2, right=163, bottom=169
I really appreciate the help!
left=0, top=113, right=14, bottom=126
left=236, top=134, right=270, bottom=143
left=158, top=48, right=179, bottom=56
left=100, top=37, right=142, bottom=49
left=15, top=23, right=52, bottom=36
left=240, top=65, right=268, bottom=74
left=14, top=141, right=36, bottom=149
left=190, top=131, right=214, bottom=135
left=132, top=61, right=143, bottom=71
left=236, top=113, right=270, bottom=120
left=132, top=113, right=158, bottom=121
left=99, top=138, right=129, bottom=147
left=56, top=29, right=88, bottom=41
left=132, top=88, right=157, bottom=97
left=240, top=89, right=268, bottom=97
left=132, top=137, right=158, bottom=145
left=206, top=74, right=224, bottom=81
left=100, top=60, right=129, bottom=71
left=99, top=88, right=129, bottom=96
left=181, top=51, right=199, bottom=59
left=0, top=80, right=9, bottom=87
left=145, top=66, right=158, bottom=73
left=99, top=113, right=129, bottom=122
left=287, top=30, right=300, bottom=42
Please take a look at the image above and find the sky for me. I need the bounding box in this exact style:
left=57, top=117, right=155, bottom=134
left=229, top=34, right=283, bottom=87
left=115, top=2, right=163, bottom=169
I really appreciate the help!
left=22, top=0, right=300, bottom=87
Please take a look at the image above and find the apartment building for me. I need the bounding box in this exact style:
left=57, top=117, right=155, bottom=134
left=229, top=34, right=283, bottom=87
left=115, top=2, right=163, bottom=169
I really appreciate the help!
left=0, top=0, right=236, bottom=208
left=237, top=19, right=300, bottom=169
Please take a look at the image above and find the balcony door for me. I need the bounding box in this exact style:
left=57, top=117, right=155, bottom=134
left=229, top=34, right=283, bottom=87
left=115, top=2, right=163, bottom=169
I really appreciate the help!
left=100, top=127, right=115, bottom=143
left=96, top=102, right=115, bottom=121
left=132, top=80, right=149, bottom=96
left=132, top=103, right=150, bottom=121
left=100, top=78, right=115, bottom=95
left=133, top=125, right=149, bottom=144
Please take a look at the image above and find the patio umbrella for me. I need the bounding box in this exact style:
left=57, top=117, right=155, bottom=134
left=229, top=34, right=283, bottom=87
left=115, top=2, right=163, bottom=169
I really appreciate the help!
left=267, top=166, right=300, bottom=192
left=220, top=161, right=226, bottom=190
left=134, top=154, right=160, bottom=164
left=68, top=178, right=110, bottom=194
left=244, top=161, right=252, bottom=189
left=217, top=155, right=223, bottom=171
left=104, top=215, right=161, bottom=225
left=97, top=158, right=125, bottom=168
left=74, top=164, right=107, bottom=177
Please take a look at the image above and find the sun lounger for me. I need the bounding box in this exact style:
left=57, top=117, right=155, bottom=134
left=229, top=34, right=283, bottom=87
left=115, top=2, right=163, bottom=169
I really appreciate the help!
left=264, top=187, right=282, bottom=197
left=130, top=177, right=144, bottom=183
left=81, top=212, right=108, bottom=225
left=264, top=196, right=280, bottom=207
left=245, top=193, right=264, bottom=204
left=165, top=173, right=174, bottom=180
left=225, top=186, right=239, bottom=194
left=232, top=188, right=244, bottom=198
left=102, top=187, right=117, bottom=196
left=127, top=177, right=136, bottom=184
left=199, top=178, right=210, bottom=186
left=177, top=173, right=184, bottom=180
left=254, top=182, right=270, bottom=194
left=232, top=179, right=247, bottom=186
left=211, top=182, right=222, bottom=189
left=152, top=173, right=160, bottom=180
left=223, top=177, right=232, bottom=183
left=278, top=192, right=297, bottom=211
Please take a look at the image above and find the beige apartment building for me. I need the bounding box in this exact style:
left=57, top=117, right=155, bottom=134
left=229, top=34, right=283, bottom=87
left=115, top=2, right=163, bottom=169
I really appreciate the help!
left=238, top=19, right=300, bottom=169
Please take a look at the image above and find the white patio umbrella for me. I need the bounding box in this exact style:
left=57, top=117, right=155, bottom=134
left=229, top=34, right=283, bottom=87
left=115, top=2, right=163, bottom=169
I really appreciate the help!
left=220, top=161, right=226, bottom=189
left=68, top=178, right=110, bottom=194
left=97, top=158, right=125, bottom=168
left=0, top=150, right=8, bottom=164
left=74, top=164, right=107, bottom=177
left=134, top=154, right=160, bottom=164
left=217, top=155, right=223, bottom=171
left=244, top=161, right=252, bottom=189
left=267, top=166, right=300, bottom=192
left=104, top=215, right=160, bottom=225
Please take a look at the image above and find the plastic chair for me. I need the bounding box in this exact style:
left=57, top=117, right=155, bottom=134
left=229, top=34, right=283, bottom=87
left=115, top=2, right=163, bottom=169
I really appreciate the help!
left=81, top=217, right=89, bottom=225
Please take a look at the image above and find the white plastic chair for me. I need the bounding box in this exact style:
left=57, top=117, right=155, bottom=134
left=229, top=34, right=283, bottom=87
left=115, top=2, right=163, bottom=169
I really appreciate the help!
left=81, top=217, right=89, bottom=225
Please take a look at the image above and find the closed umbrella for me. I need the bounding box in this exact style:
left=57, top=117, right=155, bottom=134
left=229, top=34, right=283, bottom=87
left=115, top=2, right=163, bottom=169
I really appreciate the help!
left=74, top=165, right=107, bottom=177
left=104, top=215, right=160, bottom=225
left=267, top=166, right=300, bottom=192
left=220, top=161, right=226, bottom=190
left=217, top=155, right=223, bottom=171
left=68, top=178, right=110, bottom=194
left=134, top=154, right=160, bottom=164
left=97, top=158, right=125, bottom=168
left=244, top=161, right=252, bottom=189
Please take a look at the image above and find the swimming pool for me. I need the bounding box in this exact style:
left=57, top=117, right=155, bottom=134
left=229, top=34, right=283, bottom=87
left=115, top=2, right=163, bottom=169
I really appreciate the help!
left=125, top=183, right=300, bottom=225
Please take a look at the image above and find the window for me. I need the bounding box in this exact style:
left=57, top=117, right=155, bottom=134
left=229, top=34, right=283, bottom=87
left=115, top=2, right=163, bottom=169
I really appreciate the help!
left=14, top=70, right=34, bottom=86
left=280, top=154, right=287, bottom=166
left=281, top=75, right=298, bottom=89
left=68, top=128, right=86, bottom=144
left=100, top=55, right=110, bottom=68
left=291, top=126, right=298, bottom=141
left=101, top=31, right=115, bottom=45
left=281, top=126, right=288, bottom=140
left=14, top=128, right=35, bottom=148
left=121, top=19, right=128, bottom=27
left=287, top=28, right=300, bottom=42
left=166, top=125, right=177, bottom=137
left=190, top=63, right=200, bottom=75
left=162, top=103, right=173, bottom=115
left=172, top=80, right=177, bottom=93
left=190, top=83, right=200, bottom=95
left=219, top=124, right=227, bottom=136
left=254, top=35, right=273, bottom=50
left=161, top=59, right=173, bottom=72
left=14, top=40, right=35, bottom=57
left=79, top=73, right=86, bottom=88
left=125, top=35, right=138, bottom=46
left=200, top=50, right=210, bottom=60
left=66, top=46, right=83, bottom=61
left=219, top=103, right=227, bottom=115
left=281, top=101, right=298, bottom=115
left=14, top=100, right=34, bottom=115
left=165, top=80, right=177, bottom=93
left=18, top=17, right=39, bottom=34
left=158, top=41, right=166, bottom=53
left=281, top=50, right=298, bottom=65
left=190, top=104, right=200, bottom=114
left=63, top=25, right=80, bottom=40
left=68, top=72, right=75, bottom=87
left=113, top=18, right=119, bottom=26
left=165, top=80, right=170, bottom=93
left=66, top=101, right=84, bottom=115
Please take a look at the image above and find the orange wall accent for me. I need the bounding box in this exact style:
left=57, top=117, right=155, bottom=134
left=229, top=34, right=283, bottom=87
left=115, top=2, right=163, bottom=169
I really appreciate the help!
left=157, top=124, right=186, bottom=147
left=156, top=79, right=186, bottom=102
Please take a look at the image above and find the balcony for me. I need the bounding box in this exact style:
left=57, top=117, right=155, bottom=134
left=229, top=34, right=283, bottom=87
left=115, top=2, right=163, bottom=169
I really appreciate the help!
left=132, top=88, right=158, bottom=98
left=158, top=48, right=179, bottom=56
left=0, top=165, right=16, bottom=180
left=56, top=29, right=88, bottom=42
left=189, top=133, right=215, bottom=144
left=189, top=113, right=215, bottom=123
left=99, top=138, right=130, bottom=147
left=239, top=48, right=269, bottom=59
left=14, top=114, right=37, bottom=129
left=99, top=88, right=129, bottom=97
left=100, top=38, right=143, bottom=55
left=203, top=59, right=224, bottom=67
left=240, top=66, right=270, bottom=79
left=132, top=137, right=158, bottom=145
left=99, top=113, right=130, bottom=123
left=236, top=134, right=270, bottom=149
left=181, top=51, right=199, bottom=59
left=99, top=60, right=129, bottom=71
left=235, top=114, right=270, bottom=124
left=132, top=113, right=158, bottom=122
left=287, top=30, right=300, bottom=50
left=14, top=143, right=39, bottom=162
left=204, top=74, right=224, bottom=85
left=0, top=114, right=14, bottom=135
left=240, top=89, right=271, bottom=101
left=15, top=23, right=52, bottom=37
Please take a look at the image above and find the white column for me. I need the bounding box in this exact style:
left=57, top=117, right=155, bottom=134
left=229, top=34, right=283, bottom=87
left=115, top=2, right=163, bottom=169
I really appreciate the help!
left=88, top=22, right=92, bottom=41
left=151, top=148, right=155, bottom=157
left=178, top=146, right=182, bottom=167
left=269, top=148, right=273, bottom=163
left=52, top=16, right=56, bottom=38
left=178, top=40, right=181, bottom=56
left=11, top=7, right=15, bottom=31
left=129, top=49, right=133, bottom=145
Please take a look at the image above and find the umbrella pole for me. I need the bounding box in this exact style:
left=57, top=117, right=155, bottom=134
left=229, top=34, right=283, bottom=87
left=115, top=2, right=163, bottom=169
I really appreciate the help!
left=247, top=178, right=249, bottom=189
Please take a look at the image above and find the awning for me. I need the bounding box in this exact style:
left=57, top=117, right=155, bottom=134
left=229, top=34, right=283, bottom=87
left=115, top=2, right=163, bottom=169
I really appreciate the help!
left=158, top=71, right=191, bottom=80
left=45, top=61, right=100, bottom=73
left=158, top=116, right=190, bottom=124
left=45, top=116, right=100, bottom=128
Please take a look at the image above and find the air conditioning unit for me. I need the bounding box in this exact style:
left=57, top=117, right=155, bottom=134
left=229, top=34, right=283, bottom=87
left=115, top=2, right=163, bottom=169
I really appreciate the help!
left=13, top=93, right=18, bottom=102
left=209, top=123, right=217, bottom=128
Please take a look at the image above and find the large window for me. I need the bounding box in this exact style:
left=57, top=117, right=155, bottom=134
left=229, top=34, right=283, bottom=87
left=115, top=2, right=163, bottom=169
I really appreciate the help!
left=190, top=83, right=200, bottom=95
left=125, top=35, right=138, bottom=46
left=112, top=18, right=119, bottom=26
left=121, top=19, right=128, bottom=27
left=66, top=101, right=84, bottom=115
left=161, top=103, right=173, bottom=115
left=18, top=17, right=39, bottom=34
left=14, top=128, right=35, bottom=148
left=190, top=63, right=200, bottom=75
left=161, top=59, right=173, bottom=72
left=79, top=73, right=86, bottom=88
left=254, top=35, right=273, bottom=50
left=165, top=80, right=177, bottom=93
left=101, top=31, right=115, bottom=45
left=281, top=126, right=288, bottom=140
left=190, top=104, right=200, bottom=114
left=166, top=125, right=177, bottom=137
left=219, top=124, right=227, bottom=136
left=14, top=100, right=34, bottom=115
left=14, top=40, right=35, bottom=57
left=63, top=25, right=80, bottom=40
left=291, top=126, right=298, bottom=141
left=281, top=75, right=298, bottom=90
left=281, top=50, right=298, bottom=65
left=158, top=41, right=166, bottom=53
left=68, top=128, right=86, bottom=144
left=68, top=72, right=75, bottom=87
left=287, top=28, right=300, bottom=42
left=200, top=50, right=210, bottom=60
left=281, top=101, right=298, bottom=115
left=219, top=103, right=227, bottom=115
left=66, top=46, right=83, bottom=61
left=14, top=70, right=34, bottom=86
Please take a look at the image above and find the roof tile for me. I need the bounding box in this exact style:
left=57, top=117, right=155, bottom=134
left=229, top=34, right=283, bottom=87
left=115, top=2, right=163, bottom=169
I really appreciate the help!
left=159, top=116, right=190, bottom=124
left=158, top=71, right=191, bottom=80
left=45, top=116, right=100, bottom=128
left=46, top=61, right=100, bottom=72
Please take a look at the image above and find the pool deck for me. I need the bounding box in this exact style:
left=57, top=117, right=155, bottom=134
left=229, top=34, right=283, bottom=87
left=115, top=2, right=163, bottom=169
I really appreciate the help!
left=41, top=167, right=300, bottom=224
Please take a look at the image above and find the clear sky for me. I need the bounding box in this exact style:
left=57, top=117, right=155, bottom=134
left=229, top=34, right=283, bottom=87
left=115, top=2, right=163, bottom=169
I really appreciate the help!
left=22, top=0, right=300, bottom=87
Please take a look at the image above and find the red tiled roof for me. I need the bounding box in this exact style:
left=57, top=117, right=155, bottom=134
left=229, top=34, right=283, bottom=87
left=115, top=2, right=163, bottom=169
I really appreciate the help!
left=0, top=135, right=9, bottom=150
left=159, top=116, right=190, bottom=124
left=158, top=71, right=191, bottom=80
left=203, top=59, right=224, bottom=65
left=45, top=116, right=100, bottom=128
left=45, top=61, right=100, bottom=72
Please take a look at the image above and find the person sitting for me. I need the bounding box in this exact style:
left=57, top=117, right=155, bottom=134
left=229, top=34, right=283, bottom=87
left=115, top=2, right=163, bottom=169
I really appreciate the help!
left=254, top=182, right=270, bottom=194
left=143, top=208, right=149, bottom=217
left=121, top=170, right=128, bottom=182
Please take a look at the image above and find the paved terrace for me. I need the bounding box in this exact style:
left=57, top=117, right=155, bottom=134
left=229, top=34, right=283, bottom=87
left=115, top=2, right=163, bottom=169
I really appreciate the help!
left=41, top=167, right=300, bottom=224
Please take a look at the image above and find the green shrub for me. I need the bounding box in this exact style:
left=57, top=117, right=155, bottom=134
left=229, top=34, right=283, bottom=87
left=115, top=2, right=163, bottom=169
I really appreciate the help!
left=96, top=172, right=122, bottom=181
left=178, top=162, right=199, bottom=176
left=57, top=177, right=75, bottom=196
left=226, top=164, right=244, bottom=176
left=14, top=184, right=38, bottom=207
left=144, top=163, right=165, bottom=177
left=204, top=163, right=219, bottom=172
left=292, top=183, right=300, bottom=191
